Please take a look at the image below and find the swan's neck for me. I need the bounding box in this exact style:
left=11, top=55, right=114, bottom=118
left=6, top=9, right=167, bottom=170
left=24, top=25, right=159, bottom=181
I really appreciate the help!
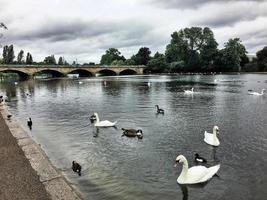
left=212, top=129, right=217, bottom=137
left=191, top=88, right=194, bottom=92
left=95, top=114, right=100, bottom=122
left=180, top=160, right=189, bottom=179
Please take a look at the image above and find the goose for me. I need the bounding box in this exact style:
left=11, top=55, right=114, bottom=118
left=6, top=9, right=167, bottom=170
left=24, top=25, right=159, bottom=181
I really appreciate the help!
left=248, top=89, right=265, bottom=96
left=72, top=161, right=82, bottom=176
left=194, top=153, right=207, bottom=163
left=175, top=155, right=220, bottom=184
left=184, top=88, right=194, bottom=94
left=155, top=105, right=164, bottom=114
left=27, top=118, right=32, bottom=130
left=93, top=112, right=117, bottom=127
left=121, top=128, right=143, bottom=139
left=204, top=126, right=220, bottom=146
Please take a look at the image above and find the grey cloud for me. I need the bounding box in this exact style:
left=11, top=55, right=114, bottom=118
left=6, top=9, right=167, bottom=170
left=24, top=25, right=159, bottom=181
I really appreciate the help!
left=149, top=0, right=265, bottom=9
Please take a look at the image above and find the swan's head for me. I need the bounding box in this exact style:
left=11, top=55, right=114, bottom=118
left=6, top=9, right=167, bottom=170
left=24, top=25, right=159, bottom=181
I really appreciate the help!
left=93, top=112, right=98, bottom=117
left=136, top=129, right=143, bottom=139
left=175, top=155, right=187, bottom=166
left=155, top=105, right=159, bottom=108
left=213, top=126, right=219, bottom=134
left=262, top=89, right=266, bottom=92
left=191, top=88, right=194, bottom=91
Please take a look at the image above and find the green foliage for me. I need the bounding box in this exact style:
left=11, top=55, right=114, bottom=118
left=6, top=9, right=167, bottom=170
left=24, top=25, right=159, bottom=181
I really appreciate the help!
left=220, top=38, right=247, bottom=71
left=2, top=45, right=15, bottom=64
left=124, top=59, right=135, bottom=65
left=26, top=52, right=33, bottom=64
left=256, top=46, right=267, bottom=71
left=132, top=47, right=151, bottom=65
left=146, top=52, right=168, bottom=73
left=17, top=50, right=24, bottom=64
left=58, top=56, right=64, bottom=65
left=111, top=59, right=125, bottom=65
left=44, top=55, right=56, bottom=65
left=100, top=48, right=125, bottom=65
left=165, top=27, right=218, bottom=71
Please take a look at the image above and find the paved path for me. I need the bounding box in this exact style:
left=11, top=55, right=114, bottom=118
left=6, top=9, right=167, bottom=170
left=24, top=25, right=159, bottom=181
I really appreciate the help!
left=0, top=110, right=51, bottom=200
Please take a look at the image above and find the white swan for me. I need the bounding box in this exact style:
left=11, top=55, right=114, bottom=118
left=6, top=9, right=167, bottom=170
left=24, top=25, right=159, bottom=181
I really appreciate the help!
left=147, top=82, right=151, bottom=87
left=93, top=112, right=117, bottom=127
left=204, top=126, right=220, bottom=146
left=78, top=81, right=83, bottom=84
left=248, top=89, right=265, bottom=96
left=184, top=88, right=194, bottom=94
left=175, top=155, right=220, bottom=184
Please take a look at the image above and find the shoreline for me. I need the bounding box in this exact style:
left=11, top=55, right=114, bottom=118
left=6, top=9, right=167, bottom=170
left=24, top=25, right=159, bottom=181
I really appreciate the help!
left=0, top=105, right=82, bottom=200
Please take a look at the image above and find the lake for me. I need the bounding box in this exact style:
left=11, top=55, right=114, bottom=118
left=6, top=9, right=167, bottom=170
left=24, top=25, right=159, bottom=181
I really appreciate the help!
left=1, top=74, right=267, bottom=200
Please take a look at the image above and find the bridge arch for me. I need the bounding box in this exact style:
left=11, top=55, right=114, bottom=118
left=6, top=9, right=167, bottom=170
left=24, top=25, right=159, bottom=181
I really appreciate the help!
left=0, top=69, right=30, bottom=80
left=68, top=69, right=93, bottom=77
left=97, top=69, right=117, bottom=76
left=33, top=69, right=65, bottom=78
left=119, top=69, right=137, bottom=75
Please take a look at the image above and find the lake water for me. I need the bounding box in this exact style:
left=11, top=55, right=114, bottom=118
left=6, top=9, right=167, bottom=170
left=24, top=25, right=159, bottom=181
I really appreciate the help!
left=1, top=74, right=267, bottom=200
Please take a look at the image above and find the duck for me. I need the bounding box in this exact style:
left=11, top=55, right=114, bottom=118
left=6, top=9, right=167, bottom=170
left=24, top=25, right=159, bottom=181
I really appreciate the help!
left=93, top=112, right=117, bottom=127
left=184, top=88, right=194, bottom=94
left=121, top=128, right=143, bottom=139
left=175, top=155, right=220, bottom=184
left=27, top=118, right=32, bottom=130
left=248, top=89, right=265, bottom=96
left=204, top=126, right=220, bottom=146
left=194, top=153, right=207, bottom=163
left=155, top=105, right=164, bottom=114
left=72, top=161, right=82, bottom=176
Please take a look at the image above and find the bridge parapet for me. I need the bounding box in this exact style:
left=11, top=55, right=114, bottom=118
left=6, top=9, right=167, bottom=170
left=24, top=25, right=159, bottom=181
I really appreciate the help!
left=0, top=64, right=146, bottom=79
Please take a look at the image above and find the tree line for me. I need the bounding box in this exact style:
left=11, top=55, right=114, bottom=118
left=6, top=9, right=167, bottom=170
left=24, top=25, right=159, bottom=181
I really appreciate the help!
left=1, top=23, right=267, bottom=72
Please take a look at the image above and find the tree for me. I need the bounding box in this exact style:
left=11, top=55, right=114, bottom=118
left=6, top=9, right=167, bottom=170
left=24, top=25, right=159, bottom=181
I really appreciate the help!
left=146, top=52, right=168, bottom=73
left=58, top=56, right=64, bottom=65
left=0, top=23, right=7, bottom=46
left=100, top=48, right=125, bottom=65
left=124, top=58, right=135, bottom=65
left=132, top=47, right=151, bottom=65
left=26, top=52, right=33, bottom=64
left=221, top=38, right=247, bottom=71
left=44, top=55, right=56, bottom=65
left=111, top=59, right=125, bottom=65
left=2, top=45, right=15, bottom=64
left=256, top=46, right=267, bottom=71
left=165, top=27, right=219, bottom=71
left=17, top=50, right=24, bottom=64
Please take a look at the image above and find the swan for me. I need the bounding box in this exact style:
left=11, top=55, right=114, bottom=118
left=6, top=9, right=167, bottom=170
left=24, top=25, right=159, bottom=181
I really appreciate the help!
left=194, top=153, right=207, bottom=163
left=248, top=89, right=265, bottom=96
left=175, top=155, right=220, bottom=184
left=93, top=112, right=117, bottom=127
left=155, top=105, right=164, bottom=114
left=204, top=126, right=220, bottom=146
left=14, top=82, right=18, bottom=85
left=121, top=128, right=143, bottom=139
left=147, top=82, right=151, bottom=87
left=184, top=88, right=194, bottom=94
left=78, top=81, right=83, bottom=84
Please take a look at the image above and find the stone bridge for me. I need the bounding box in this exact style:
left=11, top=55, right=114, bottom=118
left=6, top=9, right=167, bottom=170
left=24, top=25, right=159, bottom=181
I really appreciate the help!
left=0, top=64, right=146, bottom=79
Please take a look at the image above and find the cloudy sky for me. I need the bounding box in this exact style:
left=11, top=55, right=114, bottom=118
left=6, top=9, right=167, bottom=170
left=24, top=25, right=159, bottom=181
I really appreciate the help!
left=0, top=0, right=266, bottom=63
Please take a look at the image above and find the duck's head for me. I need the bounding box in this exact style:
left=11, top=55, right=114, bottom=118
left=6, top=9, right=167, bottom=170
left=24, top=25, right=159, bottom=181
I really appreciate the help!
left=194, top=153, right=199, bottom=158
left=213, top=126, right=219, bottom=134
left=175, top=155, right=186, bottom=166
left=136, top=129, right=143, bottom=139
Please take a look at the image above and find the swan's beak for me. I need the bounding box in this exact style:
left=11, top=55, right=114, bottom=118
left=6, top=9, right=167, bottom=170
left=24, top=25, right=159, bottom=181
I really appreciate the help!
left=174, top=159, right=180, bottom=167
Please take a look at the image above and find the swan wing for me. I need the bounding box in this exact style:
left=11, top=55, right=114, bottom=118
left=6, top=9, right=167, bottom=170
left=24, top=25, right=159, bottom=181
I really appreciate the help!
left=95, top=120, right=117, bottom=127
left=204, top=131, right=219, bottom=146
left=182, top=165, right=220, bottom=184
